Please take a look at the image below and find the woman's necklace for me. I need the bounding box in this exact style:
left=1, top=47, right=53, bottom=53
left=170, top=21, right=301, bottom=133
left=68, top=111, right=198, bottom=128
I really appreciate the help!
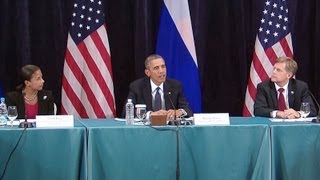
left=24, top=91, right=38, bottom=101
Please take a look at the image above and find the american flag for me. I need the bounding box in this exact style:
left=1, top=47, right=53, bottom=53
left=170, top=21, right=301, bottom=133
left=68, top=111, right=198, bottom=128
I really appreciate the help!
left=243, top=0, right=293, bottom=116
left=61, top=0, right=115, bottom=118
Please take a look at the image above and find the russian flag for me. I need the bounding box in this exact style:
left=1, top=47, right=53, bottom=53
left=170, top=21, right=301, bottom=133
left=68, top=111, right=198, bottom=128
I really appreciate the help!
left=156, top=0, right=202, bottom=112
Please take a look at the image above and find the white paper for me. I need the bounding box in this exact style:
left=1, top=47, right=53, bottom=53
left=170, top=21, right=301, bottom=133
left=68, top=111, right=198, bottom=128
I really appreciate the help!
left=194, top=113, right=230, bottom=125
left=6, top=120, right=22, bottom=126
left=269, top=117, right=314, bottom=122
left=6, top=119, right=36, bottom=126
left=36, top=115, right=74, bottom=128
left=114, top=118, right=126, bottom=122
left=295, top=118, right=312, bottom=122
left=115, top=118, right=143, bottom=122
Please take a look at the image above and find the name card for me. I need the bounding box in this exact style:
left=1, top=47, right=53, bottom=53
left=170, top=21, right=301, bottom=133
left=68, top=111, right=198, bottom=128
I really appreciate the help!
left=36, top=115, right=74, bottom=128
left=194, top=113, right=230, bottom=125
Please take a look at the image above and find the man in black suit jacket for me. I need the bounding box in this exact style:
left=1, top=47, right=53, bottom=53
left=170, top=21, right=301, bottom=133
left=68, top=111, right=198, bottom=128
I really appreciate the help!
left=123, top=54, right=192, bottom=119
left=254, top=57, right=316, bottom=118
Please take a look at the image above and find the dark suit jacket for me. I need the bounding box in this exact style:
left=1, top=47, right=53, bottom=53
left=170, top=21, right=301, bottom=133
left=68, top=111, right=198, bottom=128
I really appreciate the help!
left=5, top=90, right=55, bottom=119
left=254, top=79, right=316, bottom=117
left=122, top=77, right=193, bottom=117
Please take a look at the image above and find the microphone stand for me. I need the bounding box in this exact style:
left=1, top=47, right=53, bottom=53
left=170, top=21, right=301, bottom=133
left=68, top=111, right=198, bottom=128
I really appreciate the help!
left=308, top=91, right=320, bottom=123
left=175, top=126, right=180, bottom=180
left=19, top=92, right=34, bottom=128
left=167, top=92, right=180, bottom=180
left=18, top=115, right=33, bottom=128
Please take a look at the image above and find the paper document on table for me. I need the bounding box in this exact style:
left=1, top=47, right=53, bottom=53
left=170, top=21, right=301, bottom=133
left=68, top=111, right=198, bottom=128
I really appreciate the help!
left=114, top=118, right=126, bottom=122
left=269, top=117, right=314, bottom=122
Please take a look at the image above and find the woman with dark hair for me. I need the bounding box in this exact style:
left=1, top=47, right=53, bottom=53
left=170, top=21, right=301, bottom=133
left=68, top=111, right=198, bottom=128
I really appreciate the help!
left=5, top=65, right=54, bottom=119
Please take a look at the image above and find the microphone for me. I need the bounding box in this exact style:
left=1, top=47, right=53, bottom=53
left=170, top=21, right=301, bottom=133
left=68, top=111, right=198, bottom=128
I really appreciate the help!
left=19, top=92, right=34, bottom=128
left=167, top=91, right=180, bottom=180
left=167, top=91, right=179, bottom=125
left=307, top=90, right=320, bottom=123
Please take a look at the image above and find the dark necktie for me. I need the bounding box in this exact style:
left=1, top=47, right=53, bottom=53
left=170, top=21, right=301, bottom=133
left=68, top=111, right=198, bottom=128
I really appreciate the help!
left=153, top=87, right=162, bottom=111
left=278, top=88, right=286, bottom=111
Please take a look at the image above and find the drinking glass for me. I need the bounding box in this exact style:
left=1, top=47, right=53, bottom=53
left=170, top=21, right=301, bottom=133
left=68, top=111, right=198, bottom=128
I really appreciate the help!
left=7, top=106, right=18, bottom=126
left=135, top=104, right=147, bottom=122
left=300, top=102, right=311, bottom=118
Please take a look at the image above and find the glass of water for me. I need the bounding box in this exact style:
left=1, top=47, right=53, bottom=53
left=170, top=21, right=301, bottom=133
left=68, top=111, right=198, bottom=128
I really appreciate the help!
left=135, top=104, right=147, bottom=122
left=300, top=102, right=311, bottom=118
left=7, top=106, right=18, bottom=126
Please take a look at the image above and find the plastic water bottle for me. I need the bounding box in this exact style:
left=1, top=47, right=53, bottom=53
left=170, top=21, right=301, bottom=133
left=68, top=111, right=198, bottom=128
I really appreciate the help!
left=125, top=99, right=134, bottom=125
left=0, top=97, right=8, bottom=126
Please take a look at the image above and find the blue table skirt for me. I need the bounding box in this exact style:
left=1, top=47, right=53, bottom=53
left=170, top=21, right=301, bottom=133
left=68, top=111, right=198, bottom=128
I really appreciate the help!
left=81, top=118, right=271, bottom=180
left=0, top=126, right=87, bottom=180
left=2, top=117, right=319, bottom=180
left=271, top=124, right=320, bottom=180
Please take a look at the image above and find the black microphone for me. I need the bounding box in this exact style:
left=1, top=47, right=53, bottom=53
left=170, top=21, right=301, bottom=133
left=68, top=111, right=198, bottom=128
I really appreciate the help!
left=167, top=91, right=180, bottom=180
left=19, top=92, right=34, bottom=128
left=167, top=91, right=192, bottom=125
left=167, top=91, right=179, bottom=125
left=307, top=90, right=320, bottom=123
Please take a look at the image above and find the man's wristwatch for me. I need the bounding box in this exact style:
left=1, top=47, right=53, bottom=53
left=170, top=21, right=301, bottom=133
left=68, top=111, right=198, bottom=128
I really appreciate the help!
left=178, top=109, right=187, bottom=117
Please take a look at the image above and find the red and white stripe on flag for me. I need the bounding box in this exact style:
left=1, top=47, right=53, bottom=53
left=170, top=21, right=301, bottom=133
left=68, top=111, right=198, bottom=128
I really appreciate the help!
left=243, top=0, right=293, bottom=116
left=61, top=0, right=115, bottom=118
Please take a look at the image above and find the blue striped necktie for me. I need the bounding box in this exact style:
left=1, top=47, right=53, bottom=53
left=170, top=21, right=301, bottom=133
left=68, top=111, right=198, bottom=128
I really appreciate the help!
left=153, top=87, right=162, bottom=111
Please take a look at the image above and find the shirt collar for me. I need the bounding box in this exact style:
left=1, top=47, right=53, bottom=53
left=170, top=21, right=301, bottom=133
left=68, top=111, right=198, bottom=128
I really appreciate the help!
left=150, top=79, right=164, bottom=93
left=275, top=81, right=289, bottom=92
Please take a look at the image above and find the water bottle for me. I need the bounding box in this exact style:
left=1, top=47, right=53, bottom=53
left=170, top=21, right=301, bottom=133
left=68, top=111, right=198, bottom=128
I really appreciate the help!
left=125, top=99, right=134, bottom=125
left=0, top=97, right=8, bottom=126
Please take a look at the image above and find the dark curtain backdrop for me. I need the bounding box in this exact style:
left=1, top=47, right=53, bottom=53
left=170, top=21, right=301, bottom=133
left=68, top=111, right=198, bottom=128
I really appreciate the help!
left=1, top=0, right=319, bottom=117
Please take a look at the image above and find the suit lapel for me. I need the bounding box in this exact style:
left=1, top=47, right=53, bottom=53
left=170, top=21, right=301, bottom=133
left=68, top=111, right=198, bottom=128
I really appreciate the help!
left=37, top=91, right=45, bottom=114
left=164, top=82, right=170, bottom=110
left=288, top=80, right=295, bottom=108
left=270, top=81, right=278, bottom=109
left=142, top=78, right=153, bottom=111
left=17, top=93, right=25, bottom=116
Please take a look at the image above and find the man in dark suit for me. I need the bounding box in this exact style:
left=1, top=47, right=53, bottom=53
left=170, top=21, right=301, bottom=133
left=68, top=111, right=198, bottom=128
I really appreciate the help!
left=254, top=57, right=316, bottom=118
left=124, top=54, right=192, bottom=119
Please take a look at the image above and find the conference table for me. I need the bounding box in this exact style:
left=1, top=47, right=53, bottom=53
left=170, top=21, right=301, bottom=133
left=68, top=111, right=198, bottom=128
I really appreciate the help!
left=1, top=117, right=320, bottom=180
left=81, top=118, right=271, bottom=180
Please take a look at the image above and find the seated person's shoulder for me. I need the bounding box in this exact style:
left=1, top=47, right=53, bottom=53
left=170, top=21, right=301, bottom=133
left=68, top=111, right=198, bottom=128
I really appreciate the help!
left=129, top=77, right=149, bottom=88
left=131, top=77, right=146, bottom=83
left=41, top=89, right=53, bottom=94
left=259, top=79, right=271, bottom=86
left=256, top=79, right=272, bottom=90
left=6, top=91, right=20, bottom=97
left=166, top=78, right=182, bottom=86
left=5, top=91, right=22, bottom=103
left=38, top=90, right=54, bottom=100
left=293, top=79, right=308, bottom=87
